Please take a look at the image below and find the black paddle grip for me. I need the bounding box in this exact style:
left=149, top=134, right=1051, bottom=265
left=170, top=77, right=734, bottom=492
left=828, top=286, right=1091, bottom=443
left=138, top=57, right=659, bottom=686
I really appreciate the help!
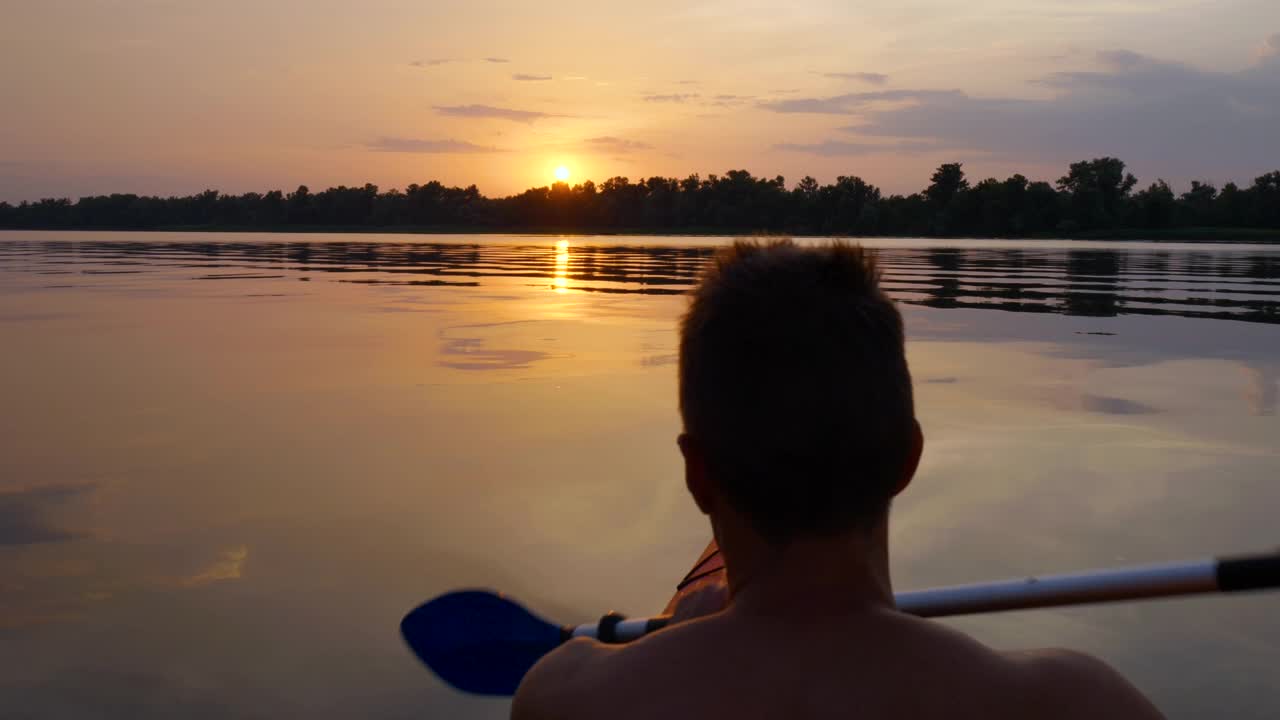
left=596, top=612, right=626, bottom=643
left=1216, top=552, right=1280, bottom=592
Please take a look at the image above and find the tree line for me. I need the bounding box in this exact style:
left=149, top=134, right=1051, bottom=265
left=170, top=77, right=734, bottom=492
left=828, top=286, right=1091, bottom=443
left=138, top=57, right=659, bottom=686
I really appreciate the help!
left=2, top=158, right=1278, bottom=237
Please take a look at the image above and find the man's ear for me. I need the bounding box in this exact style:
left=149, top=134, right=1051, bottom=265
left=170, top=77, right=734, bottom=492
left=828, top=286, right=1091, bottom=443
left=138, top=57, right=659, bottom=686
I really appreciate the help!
left=678, top=433, right=715, bottom=515
left=892, top=419, right=924, bottom=498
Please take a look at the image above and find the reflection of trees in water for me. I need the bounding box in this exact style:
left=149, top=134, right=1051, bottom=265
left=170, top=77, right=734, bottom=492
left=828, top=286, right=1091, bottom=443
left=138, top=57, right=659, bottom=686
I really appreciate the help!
left=1249, top=255, right=1280, bottom=281
left=1063, top=250, right=1123, bottom=317
left=5, top=239, right=1279, bottom=324
left=922, top=249, right=963, bottom=308
left=970, top=248, right=1031, bottom=306
left=286, top=241, right=312, bottom=267
left=1128, top=250, right=1169, bottom=275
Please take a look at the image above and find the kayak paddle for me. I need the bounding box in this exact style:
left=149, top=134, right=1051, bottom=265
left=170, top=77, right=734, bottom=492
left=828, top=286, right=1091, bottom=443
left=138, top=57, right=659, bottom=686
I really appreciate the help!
left=401, top=548, right=1280, bottom=696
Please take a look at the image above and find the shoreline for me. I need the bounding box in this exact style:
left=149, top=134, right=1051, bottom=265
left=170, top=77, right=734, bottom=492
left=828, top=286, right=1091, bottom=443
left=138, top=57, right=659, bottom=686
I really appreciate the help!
left=2, top=225, right=1279, bottom=243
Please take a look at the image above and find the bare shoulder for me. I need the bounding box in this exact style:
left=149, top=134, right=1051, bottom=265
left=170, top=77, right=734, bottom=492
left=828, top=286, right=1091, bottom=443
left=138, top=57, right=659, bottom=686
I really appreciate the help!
left=890, top=616, right=1164, bottom=719
left=1007, top=648, right=1165, bottom=720
left=511, top=613, right=730, bottom=720
left=511, top=637, right=612, bottom=720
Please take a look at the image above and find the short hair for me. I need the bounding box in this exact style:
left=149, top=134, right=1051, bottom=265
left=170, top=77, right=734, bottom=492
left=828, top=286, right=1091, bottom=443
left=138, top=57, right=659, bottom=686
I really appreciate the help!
left=679, top=239, right=915, bottom=544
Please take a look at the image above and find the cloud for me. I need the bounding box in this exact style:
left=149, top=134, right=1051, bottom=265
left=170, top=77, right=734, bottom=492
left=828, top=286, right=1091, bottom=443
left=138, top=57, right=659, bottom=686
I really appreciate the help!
left=433, top=104, right=552, bottom=122
left=643, top=93, right=699, bottom=103
left=485, top=57, right=510, bottom=63
left=584, top=136, right=654, bottom=153
left=563, top=75, right=588, bottom=81
left=768, top=47, right=1280, bottom=183
left=773, top=140, right=941, bottom=156
left=708, top=94, right=754, bottom=107
left=409, top=59, right=453, bottom=67
left=0, top=483, right=94, bottom=546
left=1260, top=33, right=1280, bottom=60
left=368, top=137, right=503, bottom=153
left=1039, top=51, right=1204, bottom=93
left=368, top=137, right=502, bottom=153
left=180, top=545, right=249, bottom=587
left=1098, top=49, right=1145, bottom=69
left=676, top=79, right=699, bottom=85
left=1080, top=394, right=1160, bottom=415
left=759, top=89, right=963, bottom=114
left=823, top=71, right=890, bottom=86
left=512, top=73, right=552, bottom=81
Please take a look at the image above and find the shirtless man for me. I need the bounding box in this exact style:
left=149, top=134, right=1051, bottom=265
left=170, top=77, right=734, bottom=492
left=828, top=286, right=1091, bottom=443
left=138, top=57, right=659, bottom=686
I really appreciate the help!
left=513, top=240, right=1164, bottom=719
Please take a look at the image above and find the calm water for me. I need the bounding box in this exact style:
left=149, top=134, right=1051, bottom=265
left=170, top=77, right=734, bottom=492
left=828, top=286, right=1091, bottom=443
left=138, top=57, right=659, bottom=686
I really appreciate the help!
left=1, top=231, right=1278, bottom=718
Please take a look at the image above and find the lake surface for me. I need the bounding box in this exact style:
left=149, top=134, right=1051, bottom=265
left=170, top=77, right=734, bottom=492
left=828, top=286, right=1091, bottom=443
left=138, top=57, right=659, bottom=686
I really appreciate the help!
left=1, top=231, right=1278, bottom=718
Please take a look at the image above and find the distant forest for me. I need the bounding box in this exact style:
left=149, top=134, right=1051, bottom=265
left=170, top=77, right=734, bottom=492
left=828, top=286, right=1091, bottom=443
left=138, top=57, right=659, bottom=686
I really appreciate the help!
left=3, top=158, right=1279, bottom=238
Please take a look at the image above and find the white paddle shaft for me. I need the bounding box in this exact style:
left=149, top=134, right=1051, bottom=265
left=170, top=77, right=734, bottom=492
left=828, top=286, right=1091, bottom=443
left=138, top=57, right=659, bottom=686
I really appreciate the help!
left=568, top=551, right=1280, bottom=642
left=895, top=558, right=1217, bottom=617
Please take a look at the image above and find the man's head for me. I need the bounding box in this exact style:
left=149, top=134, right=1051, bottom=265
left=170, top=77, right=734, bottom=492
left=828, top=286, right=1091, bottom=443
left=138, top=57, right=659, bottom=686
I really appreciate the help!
left=678, top=239, right=921, bottom=545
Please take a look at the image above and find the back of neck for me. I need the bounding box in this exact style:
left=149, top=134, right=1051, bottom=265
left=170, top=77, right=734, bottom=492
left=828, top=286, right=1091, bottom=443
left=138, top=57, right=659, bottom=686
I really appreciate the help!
left=716, top=515, right=895, bottom=618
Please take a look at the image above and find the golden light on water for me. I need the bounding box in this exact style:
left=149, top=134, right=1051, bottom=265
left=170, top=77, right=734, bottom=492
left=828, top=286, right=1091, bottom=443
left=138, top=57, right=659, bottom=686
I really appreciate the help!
left=554, top=166, right=570, bottom=182
left=554, top=239, right=569, bottom=293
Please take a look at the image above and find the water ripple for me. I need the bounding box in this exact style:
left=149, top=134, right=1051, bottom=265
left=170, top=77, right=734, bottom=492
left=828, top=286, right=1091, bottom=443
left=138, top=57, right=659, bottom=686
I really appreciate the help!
left=2, top=237, right=1278, bottom=324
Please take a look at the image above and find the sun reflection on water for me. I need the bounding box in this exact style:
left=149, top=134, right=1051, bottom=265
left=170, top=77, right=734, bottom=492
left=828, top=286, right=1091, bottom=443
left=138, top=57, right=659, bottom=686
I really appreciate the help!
left=554, top=239, right=570, bottom=293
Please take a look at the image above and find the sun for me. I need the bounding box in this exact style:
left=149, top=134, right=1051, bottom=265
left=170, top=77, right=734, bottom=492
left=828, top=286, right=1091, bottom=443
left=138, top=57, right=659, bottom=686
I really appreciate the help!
left=554, top=165, right=570, bottom=182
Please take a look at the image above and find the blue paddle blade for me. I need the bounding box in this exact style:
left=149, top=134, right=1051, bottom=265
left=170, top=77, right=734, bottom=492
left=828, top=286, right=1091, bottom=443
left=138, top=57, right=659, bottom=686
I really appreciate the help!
left=400, top=590, right=566, bottom=697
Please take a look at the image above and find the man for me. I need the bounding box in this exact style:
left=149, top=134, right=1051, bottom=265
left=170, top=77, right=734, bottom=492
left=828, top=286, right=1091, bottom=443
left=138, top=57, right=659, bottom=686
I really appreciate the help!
left=513, top=240, right=1163, bottom=719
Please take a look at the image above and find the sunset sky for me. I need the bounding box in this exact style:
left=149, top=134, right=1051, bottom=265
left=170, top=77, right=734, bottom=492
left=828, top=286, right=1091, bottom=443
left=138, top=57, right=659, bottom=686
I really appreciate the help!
left=2, top=0, right=1278, bottom=202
